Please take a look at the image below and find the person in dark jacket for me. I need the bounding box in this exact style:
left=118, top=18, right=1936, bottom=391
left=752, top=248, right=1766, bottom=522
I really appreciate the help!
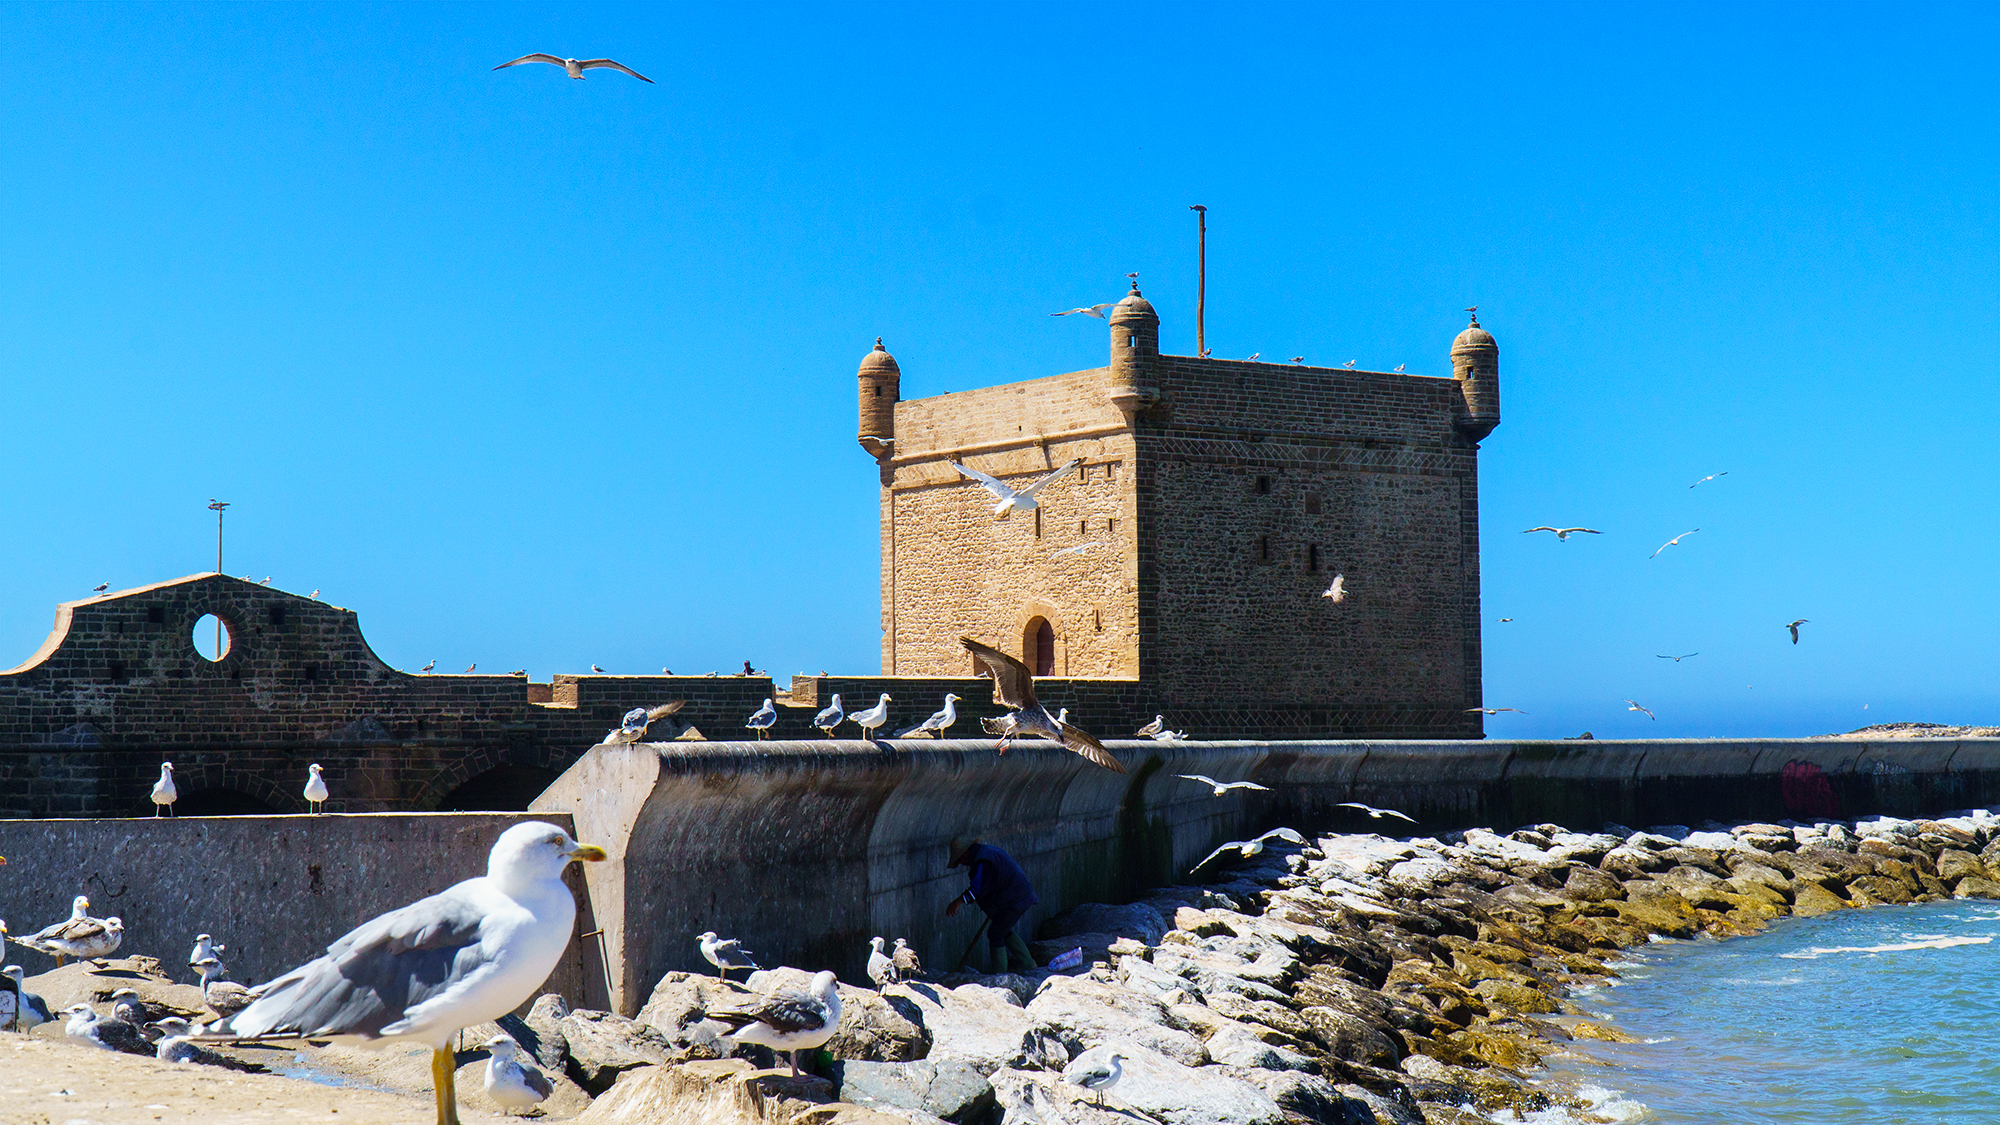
left=946, top=836, right=1039, bottom=973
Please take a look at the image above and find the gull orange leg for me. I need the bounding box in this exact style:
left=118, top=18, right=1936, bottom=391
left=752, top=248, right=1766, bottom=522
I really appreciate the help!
left=432, top=1046, right=461, bottom=1125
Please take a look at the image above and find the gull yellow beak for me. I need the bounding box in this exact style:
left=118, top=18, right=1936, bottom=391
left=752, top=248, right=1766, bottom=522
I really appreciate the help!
left=568, top=843, right=608, bottom=862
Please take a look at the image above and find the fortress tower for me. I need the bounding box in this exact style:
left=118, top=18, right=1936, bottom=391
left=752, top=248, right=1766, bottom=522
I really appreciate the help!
left=856, top=297, right=1500, bottom=738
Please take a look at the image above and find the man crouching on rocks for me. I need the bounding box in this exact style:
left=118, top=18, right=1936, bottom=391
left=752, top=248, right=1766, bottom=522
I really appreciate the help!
left=946, top=836, right=1039, bottom=974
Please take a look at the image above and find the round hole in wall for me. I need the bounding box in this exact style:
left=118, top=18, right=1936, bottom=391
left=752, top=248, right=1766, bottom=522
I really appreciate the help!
left=192, top=614, right=232, bottom=662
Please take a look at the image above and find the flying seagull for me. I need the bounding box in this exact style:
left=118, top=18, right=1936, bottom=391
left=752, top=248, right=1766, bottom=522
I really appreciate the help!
left=706, top=970, right=842, bottom=1080
left=1690, top=471, right=1729, bottom=488
left=1321, top=573, right=1347, bottom=602
left=1524, top=527, right=1600, bottom=540
left=1650, top=529, right=1700, bottom=559
left=1463, top=707, right=1528, bottom=715
left=1178, top=774, right=1271, bottom=796
left=303, top=763, right=329, bottom=814
left=813, top=694, right=845, bottom=738
left=1656, top=653, right=1699, bottom=662
left=1190, top=826, right=1305, bottom=873
left=962, top=637, right=1123, bottom=772
left=745, top=699, right=777, bottom=739
left=1051, top=304, right=1116, bottom=319
left=604, top=702, right=686, bottom=746
left=948, top=458, right=1083, bottom=519
left=1292, top=356, right=1305, bottom=364
left=195, top=822, right=606, bottom=1125
left=492, top=54, right=654, bottom=82
left=1787, top=618, right=1809, bottom=644
left=1626, top=699, right=1657, bottom=720
left=1498, top=617, right=1513, bottom=622
left=697, top=931, right=762, bottom=979
left=1337, top=801, right=1416, bottom=823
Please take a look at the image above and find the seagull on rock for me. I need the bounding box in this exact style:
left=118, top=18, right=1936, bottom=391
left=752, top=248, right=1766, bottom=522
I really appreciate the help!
left=698, top=931, right=762, bottom=979
left=813, top=694, right=845, bottom=738
left=151, top=762, right=177, bottom=817
left=892, top=939, right=923, bottom=981
left=492, top=54, right=654, bottom=82
left=962, top=637, right=1122, bottom=772
left=303, top=763, right=329, bottom=814
left=147, top=1017, right=263, bottom=1070
left=196, top=822, right=606, bottom=1125
left=188, top=933, right=226, bottom=973
left=604, top=702, right=686, bottom=746
left=1063, top=1046, right=1125, bottom=1108
left=848, top=693, right=893, bottom=739
left=62, top=1004, right=154, bottom=1056
left=745, top=699, right=778, bottom=740
left=1191, top=827, right=1306, bottom=873
left=867, top=937, right=897, bottom=988
left=1338, top=802, right=1417, bottom=823
left=1178, top=774, right=1270, bottom=796
left=1524, top=527, right=1600, bottom=540
left=707, top=970, right=842, bottom=1079
left=20, top=897, right=122, bottom=965
left=948, top=458, right=1083, bottom=519
left=481, top=1035, right=554, bottom=1111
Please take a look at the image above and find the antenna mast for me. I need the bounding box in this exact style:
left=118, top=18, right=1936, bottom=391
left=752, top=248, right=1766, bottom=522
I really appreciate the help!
left=1190, top=205, right=1208, bottom=357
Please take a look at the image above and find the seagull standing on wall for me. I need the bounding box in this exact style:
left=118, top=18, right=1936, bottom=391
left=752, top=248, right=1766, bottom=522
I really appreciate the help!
left=948, top=458, right=1083, bottom=520
left=303, top=764, right=329, bottom=814
left=151, top=763, right=176, bottom=817
left=962, top=637, right=1123, bottom=773
left=813, top=694, right=845, bottom=738
left=745, top=699, right=777, bottom=740
left=492, top=54, right=654, bottom=82
left=605, top=702, right=686, bottom=746
left=900, top=694, right=960, bottom=738
left=849, top=693, right=893, bottom=739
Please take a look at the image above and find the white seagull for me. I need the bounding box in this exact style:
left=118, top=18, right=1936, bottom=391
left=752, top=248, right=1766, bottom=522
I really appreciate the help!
left=1463, top=707, right=1528, bottom=715
left=963, top=638, right=1122, bottom=772
left=91, top=582, right=109, bottom=594
left=948, top=458, right=1083, bottom=519
left=20, top=899, right=122, bottom=966
left=1650, top=529, right=1699, bottom=559
left=1690, top=471, right=1728, bottom=488
left=604, top=702, right=686, bottom=746
left=697, top=931, right=762, bottom=979
left=492, top=54, right=654, bottom=82
left=745, top=699, right=778, bottom=740
left=1051, top=304, right=1116, bottom=319
left=590, top=664, right=605, bottom=673
left=188, top=933, right=226, bottom=972
left=1190, top=826, right=1306, bottom=873
left=901, top=694, right=961, bottom=738
left=1292, top=356, right=1305, bottom=364
left=813, top=694, right=845, bottom=738
left=1321, top=573, right=1347, bottom=602
left=1524, top=527, right=1600, bottom=540
left=848, top=693, right=894, bottom=739
left=707, top=970, right=842, bottom=1079
left=1135, top=715, right=1166, bottom=738
left=1178, top=774, right=1271, bottom=796
left=196, top=823, right=606, bottom=1125
left=1343, top=360, right=1356, bottom=369
left=867, top=936, right=898, bottom=988
left=1063, top=1046, right=1125, bottom=1108
left=303, top=763, right=329, bottom=814
left=1787, top=618, right=1809, bottom=644
left=420, top=660, right=436, bottom=673
left=1626, top=699, right=1657, bottom=720
left=1244, top=352, right=1260, bottom=361
left=482, top=1035, right=554, bottom=1111
left=3, top=966, right=49, bottom=1031
left=62, top=1004, right=153, bottom=1056
left=151, top=762, right=177, bottom=817
left=1656, top=653, right=1699, bottom=662
left=1393, top=364, right=1407, bottom=372
left=1337, top=802, right=1417, bottom=823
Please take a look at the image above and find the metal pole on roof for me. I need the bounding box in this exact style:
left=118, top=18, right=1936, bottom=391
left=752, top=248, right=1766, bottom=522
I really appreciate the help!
left=1190, top=205, right=1208, bottom=357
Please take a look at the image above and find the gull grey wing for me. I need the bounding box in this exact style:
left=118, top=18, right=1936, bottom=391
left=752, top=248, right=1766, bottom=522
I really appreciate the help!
left=493, top=53, right=566, bottom=70
left=947, top=461, right=1013, bottom=498
left=1190, top=842, right=1237, bottom=872
left=1016, top=459, right=1083, bottom=500
left=961, top=637, right=1037, bottom=710
left=51, top=918, right=110, bottom=942
left=708, top=994, right=827, bottom=1035
left=220, top=888, right=489, bottom=1040
left=1059, top=724, right=1125, bottom=774
left=518, top=1061, right=556, bottom=1098
left=1179, top=774, right=1219, bottom=787
left=646, top=701, right=686, bottom=720
left=1258, top=827, right=1305, bottom=845
left=577, top=59, right=654, bottom=82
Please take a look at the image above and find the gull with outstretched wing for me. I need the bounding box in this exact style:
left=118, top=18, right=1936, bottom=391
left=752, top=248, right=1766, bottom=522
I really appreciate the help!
left=962, top=637, right=1123, bottom=772
left=493, top=54, right=653, bottom=82
left=949, top=459, right=1083, bottom=519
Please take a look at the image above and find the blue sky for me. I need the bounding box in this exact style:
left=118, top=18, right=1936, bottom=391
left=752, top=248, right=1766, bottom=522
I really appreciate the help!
left=0, top=2, right=1992, bottom=738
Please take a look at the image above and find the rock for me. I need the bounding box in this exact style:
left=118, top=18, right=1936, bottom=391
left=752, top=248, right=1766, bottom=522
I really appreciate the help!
left=1470, top=979, right=1559, bottom=1015
left=1847, top=874, right=1915, bottom=905
left=561, top=1009, right=683, bottom=1094
left=1562, top=865, right=1624, bottom=902
left=569, top=1058, right=835, bottom=1125
left=1205, top=1023, right=1317, bottom=1071
left=1953, top=875, right=2000, bottom=899
left=1936, top=849, right=1989, bottom=883
left=1081, top=1045, right=1291, bottom=1125
left=637, top=971, right=760, bottom=1060
left=1025, top=975, right=1208, bottom=1067
left=1335, top=1082, right=1425, bottom=1125
left=835, top=1058, right=995, bottom=1124
left=1223, top=1068, right=1376, bottom=1124
left=1790, top=882, right=1850, bottom=917
left=1119, top=955, right=1196, bottom=1001
left=1029, top=933, right=1122, bottom=969
left=897, top=981, right=1068, bottom=1076
left=1300, top=1006, right=1400, bottom=1067
left=1038, top=902, right=1169, bottom=946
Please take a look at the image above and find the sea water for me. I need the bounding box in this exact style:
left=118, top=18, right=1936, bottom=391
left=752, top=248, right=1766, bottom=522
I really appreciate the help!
left=1528, top=899, right=2000, bottom=1124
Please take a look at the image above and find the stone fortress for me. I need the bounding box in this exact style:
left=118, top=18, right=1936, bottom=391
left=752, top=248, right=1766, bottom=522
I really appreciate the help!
left=0, top=291, right=1500, bottom=817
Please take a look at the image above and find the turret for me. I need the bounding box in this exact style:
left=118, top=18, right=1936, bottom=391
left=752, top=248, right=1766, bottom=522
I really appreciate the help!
left=1451, top=311, right=1500, bottom=441
left=857, top=337, right=900, bottom=458
left=1106, top=281, right=1161, bottom=418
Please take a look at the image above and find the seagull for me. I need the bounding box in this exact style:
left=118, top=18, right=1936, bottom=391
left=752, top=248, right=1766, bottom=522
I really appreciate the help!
left=1291, top=356, right=1305, bottom=364
left=892, top=938, right=923, bottom=982
left=420, top=660, right=436, bottom=673
left=813, top=694, right=845, bottom=738
left=1154, top=729, right=1189, bottom=741
left=492, top=54, right=654, bottom=82
left=1321, top=573, right=1347, bottom=602
left=1052, top=541, right=1100, bottom=557
left=867, top=936, right=897, bottom=988
left=1499, top=617, right=1513, bottom=622
left=901, top=694, right=961, bottom=738
left=1063, top=1046, right=1125, bottom=1109
left=1178, top=774, right=1271, bottom=796
left=1650, top=529, right=1700, bottom=559
left=196, top=822, right=606, bottom=1125
left=1656, top=653, right=1699, bottom=662
left=1190, top=827, right=1306, bottom=873
left=1463, top=707, right=1528, bottom=715
left=481, top=1035, right=554, bottom=1111
left=303, top=763, right=329, bottom=813
left=1690, top=471, right=1728, bottom=488
left=1626, top=699, right=1657, bottom=720
left=848, top=693, right=894, bottom=739
left=1343, top=360, right=1356, bottom=369
left=22, top=896, right=96, bottom=966
left=111, top=987, right=165, bottom=1026
left=697, top=931, right=762, bottom=980
left=707, top=970, right=842, bottom=1079
left=1055, top=707, right=1068, bottom=724
left=509, top=670, right=527, bottom=677
left=189, top=933, right=226, bottom=972
left=152, top=762, right=177, bottom=817
left=963, top=637, right=1122, bottom=772
left=1393, top=364, right=1407, bottom=372
left=948, top=458, right=1083, bottom=519
left=1245, top=353, right=1260, bottom=361
left=260, top=577, right=273, bottom=586
left=745, top=699, right=778, bottom=740
left=3, top=966, right=49, bottom=1031
left=1523, top=527, right=1600, bottom=540
left=309, top=589, right=320, bottom=599
left=604, top=702, right=687, bottom=746
left=91, top=583, right=109, bottom=594
left=62, top=1004, right=154, bottom=1056
left=591, top=664, right=605, bottom=673
left=1051, top=304, right=1116, bottom=319
left=194, top=957, right=255, bottom=1020
left=1337, top=802, right=1417, bottom=823
left=1787, top=618, right=1809, bottom=644
left=1135, top=715, right=1166, bottom=738
left=147, top=1017, right=262, bottom=1070
left=463, top=663, right=477, bottom=674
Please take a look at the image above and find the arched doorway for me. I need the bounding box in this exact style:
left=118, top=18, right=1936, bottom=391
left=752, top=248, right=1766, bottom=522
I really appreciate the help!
left=1024, top=617, right=1057, bottom=677
left=437, top=765, right=564, bottom=812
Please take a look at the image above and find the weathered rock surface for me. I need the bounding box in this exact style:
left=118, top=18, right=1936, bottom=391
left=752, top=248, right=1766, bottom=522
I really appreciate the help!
left=897, top=981, right=1068, bottom=1076
left=561, top=1009, right=684, bottom=1094
left=834, top=1058, right=993, bottom=1124
left=569, top=1058, right=861, bottom=1125
left=1025, top=975, right=1208, bottom=1066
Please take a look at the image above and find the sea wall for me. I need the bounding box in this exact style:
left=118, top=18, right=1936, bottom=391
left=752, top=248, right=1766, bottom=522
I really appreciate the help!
left=0, top=811, right=602, bottom=1007
left=528, top=735, right=2000, bottom=1014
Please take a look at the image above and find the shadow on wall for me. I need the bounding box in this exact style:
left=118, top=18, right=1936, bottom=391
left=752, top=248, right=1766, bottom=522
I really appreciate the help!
left=438, top=765, right=566, bottom=812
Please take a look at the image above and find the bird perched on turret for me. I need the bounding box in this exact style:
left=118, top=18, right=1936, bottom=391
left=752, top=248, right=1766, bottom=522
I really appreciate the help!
left=947, top=459, right=1083, bottom=520
left=867, top=936, right=897, bottom=988
left=813, top=694, right=845, bottom=738
left=745, top=699, right=778, bottom=740
left=492, top=53, right=653, bottom=82
left=604, top=702, right=686, bottom=746
left=962, top=637, right=1122, bottom=773
left=151, top=762, right=177, bottom=817
left=706, top=971, right=842, bottom=1079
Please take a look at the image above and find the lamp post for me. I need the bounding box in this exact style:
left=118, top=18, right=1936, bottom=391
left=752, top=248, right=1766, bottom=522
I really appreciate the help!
left=207, top=499, right=229, bottom=659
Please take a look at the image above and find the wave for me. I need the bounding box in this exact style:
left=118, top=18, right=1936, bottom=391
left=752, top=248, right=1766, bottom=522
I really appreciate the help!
left=1487, top=1083, right=1649, bottom=1124
left=1780, top=935, right=1992, bottom=960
